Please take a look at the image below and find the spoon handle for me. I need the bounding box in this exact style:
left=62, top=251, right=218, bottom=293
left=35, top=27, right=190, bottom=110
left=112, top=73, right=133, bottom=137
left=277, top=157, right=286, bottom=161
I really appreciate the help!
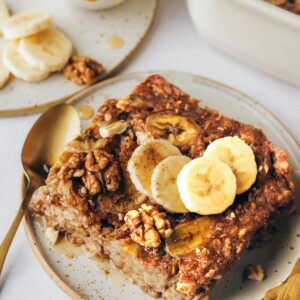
left=0, top=184, right=34, bottom=276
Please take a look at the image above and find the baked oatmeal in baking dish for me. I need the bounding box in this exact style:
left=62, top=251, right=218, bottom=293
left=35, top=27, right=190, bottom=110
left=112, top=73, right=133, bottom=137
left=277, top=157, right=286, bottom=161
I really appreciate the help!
left=30, top=75, right=295, bottom=299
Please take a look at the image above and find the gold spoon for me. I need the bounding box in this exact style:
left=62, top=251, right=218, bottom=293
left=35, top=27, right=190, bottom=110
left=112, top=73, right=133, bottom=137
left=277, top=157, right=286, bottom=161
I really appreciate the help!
left=0, top=104, right=81, bottom=276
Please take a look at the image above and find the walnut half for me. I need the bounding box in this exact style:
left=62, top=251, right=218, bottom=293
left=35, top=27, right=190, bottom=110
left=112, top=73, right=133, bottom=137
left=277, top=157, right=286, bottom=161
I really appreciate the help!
left=63, top=55, right=104, bottom=85
left=47, top=149, right=121, bottom=198
left=124, top=204, right=173, bottom=248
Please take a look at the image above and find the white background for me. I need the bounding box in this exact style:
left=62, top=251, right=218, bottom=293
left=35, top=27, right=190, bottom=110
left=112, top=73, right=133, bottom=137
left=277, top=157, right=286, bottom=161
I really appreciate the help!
left=0, top=1, right=299, bottom=299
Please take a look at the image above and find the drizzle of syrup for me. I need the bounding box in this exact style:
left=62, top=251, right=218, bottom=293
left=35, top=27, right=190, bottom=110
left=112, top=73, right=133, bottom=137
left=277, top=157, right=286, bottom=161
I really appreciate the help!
left=79, top=105, right=94, bottom=120
left=107, top=35, right=124, bottom=49
left=92, top=256, right=128, bottom=288
left=34, top=216, right=128, bottom=288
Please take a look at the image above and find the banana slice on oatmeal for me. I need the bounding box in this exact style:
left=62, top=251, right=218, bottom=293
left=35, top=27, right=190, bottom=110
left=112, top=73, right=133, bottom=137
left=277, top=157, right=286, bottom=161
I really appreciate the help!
left=204, top=136, right=257, bottom=194
left=128, top=140, right=182, bottom=197
left=145, top=114, right=200, bottom=147
left=177, top=157, right=236, bottom=215
left=151, top=155, right=191, bottom=213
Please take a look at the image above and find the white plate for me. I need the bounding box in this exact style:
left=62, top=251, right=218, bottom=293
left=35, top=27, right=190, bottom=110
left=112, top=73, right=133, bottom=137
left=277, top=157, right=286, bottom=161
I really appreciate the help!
left=24, top=71, right=300, bottom=300
left=0, top=0, right=157, bottom=116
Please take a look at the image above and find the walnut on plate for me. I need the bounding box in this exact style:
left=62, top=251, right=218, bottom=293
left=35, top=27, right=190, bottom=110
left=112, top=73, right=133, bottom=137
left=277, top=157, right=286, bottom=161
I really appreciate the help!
left=124, top=204, right=173, bottom=248
left=244, top=264, right=265, bottom=281
left=63, top=55, right=104, bottom=85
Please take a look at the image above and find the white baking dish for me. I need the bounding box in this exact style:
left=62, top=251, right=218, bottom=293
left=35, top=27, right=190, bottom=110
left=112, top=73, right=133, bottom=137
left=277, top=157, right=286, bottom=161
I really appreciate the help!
left=187, top=0, right=300, bottom=88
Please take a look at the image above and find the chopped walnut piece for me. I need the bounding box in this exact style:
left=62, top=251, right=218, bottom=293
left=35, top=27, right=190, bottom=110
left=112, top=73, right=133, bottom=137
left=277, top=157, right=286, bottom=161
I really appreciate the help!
left=46, top=149, right=121, bottom=207
left=82, top=172, right=102, bottom=195
left=57, top=152, right=84, bottom=180
left=104, top=162, right=120, bottom=191
left=245, top=264, right=265, bottom=281
left=63, top=55, right=104, bottom=85
left=85, top=149, right=111, bottom=172
left=124, top=204, right=173, bottom=248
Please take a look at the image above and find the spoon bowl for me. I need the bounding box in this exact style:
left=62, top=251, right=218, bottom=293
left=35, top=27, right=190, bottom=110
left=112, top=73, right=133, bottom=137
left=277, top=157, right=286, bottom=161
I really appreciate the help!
left=0, top=104, right=81, bottom=276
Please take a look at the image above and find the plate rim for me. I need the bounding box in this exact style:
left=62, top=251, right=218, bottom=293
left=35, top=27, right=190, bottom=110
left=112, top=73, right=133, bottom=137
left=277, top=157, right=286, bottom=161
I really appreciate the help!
left=22, top=70, right=300, bottom=300
left=22, top=178, right=86, bottom=300
left=0, top=0, right=158, bottom=118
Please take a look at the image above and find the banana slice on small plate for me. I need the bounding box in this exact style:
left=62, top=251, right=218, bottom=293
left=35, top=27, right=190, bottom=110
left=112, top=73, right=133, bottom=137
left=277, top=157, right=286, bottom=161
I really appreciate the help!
left=204, top=136, right=257, bottom=194
left=0, top=0, right=10, bottom=35
left=177, top=157, right=236, bottom=215
left=19, top=28, right=72, bottom=72
left=151, top=155, right=191, bottom=213
left=128, top=139, right=182, bottom=197
left=1, top=10, right=52, bottom=40
left=0, top=51, right=10, bottom=89
left=3, top=41, right=50, bottom=82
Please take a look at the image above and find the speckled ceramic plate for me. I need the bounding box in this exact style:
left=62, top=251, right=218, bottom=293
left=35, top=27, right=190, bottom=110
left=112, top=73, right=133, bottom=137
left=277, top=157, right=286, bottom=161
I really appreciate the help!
left=0, top=0, right=157, bottom=117
left=23, top=71, right=300, bottom=300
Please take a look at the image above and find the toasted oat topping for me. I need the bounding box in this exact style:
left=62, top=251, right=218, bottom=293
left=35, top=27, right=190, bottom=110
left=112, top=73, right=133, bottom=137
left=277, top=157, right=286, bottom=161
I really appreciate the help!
left=63, top=55, right=104, bottom=85
left=124, top=204, right=172, bottom=248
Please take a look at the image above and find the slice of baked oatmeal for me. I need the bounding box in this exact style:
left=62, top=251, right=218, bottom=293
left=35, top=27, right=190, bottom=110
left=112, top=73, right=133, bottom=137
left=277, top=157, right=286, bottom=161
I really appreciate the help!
left=30, top=75, right=295, bottom=299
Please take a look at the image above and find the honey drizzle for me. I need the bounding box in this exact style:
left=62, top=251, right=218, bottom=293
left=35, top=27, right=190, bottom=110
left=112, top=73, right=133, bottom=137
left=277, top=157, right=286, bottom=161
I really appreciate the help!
left=107, top=35, right=124, bottom=49
left=79, top=105, right=94, bottom=120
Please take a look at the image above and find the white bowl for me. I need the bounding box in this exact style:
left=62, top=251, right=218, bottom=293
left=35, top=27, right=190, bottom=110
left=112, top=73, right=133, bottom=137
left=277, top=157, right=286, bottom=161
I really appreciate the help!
left=68, top=0, right=126, bottom=11
left=187, top=0, right=300, bottom=88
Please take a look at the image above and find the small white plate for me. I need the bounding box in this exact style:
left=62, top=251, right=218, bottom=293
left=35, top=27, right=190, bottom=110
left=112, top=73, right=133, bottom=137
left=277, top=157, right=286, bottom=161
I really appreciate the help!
left=69, top=0, right=127, bottom=11
left=0, top=0, right=157, bottom=116
left=24, top=71, right=300, bottom=300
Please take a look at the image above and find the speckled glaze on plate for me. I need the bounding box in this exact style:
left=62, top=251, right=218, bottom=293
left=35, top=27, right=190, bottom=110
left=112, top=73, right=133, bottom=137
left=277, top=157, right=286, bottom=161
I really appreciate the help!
left=0, top=0, right=157, bottom=117
left=23, top=71, right=300, bottom=300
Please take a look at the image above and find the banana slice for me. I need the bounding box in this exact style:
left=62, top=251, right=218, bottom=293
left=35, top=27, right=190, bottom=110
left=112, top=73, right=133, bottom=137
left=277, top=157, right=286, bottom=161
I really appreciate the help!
left=0, top=51, right=10, bottom=89
left=19, top=28, right=72, bottom=72
left=3, top=40, right=49, bottom=82
left=145, top=114, right=200, bottom=147
left=177, top=157, right=236, bottom=215
left=203, top=136, right=257, bottom=194
left=2, top=10, right=52, bottom=40
left=0, top=0, right=10, bottom=36
left=166, top=217, right=213, bottom=257
left=128, top=140, right=182, bottom=197
left=151, top=156, right=191, bottom=213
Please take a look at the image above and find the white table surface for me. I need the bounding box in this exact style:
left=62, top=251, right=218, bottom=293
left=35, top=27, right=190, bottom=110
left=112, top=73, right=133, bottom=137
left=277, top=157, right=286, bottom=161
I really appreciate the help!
left=0, top=1, right=299, bottom=299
